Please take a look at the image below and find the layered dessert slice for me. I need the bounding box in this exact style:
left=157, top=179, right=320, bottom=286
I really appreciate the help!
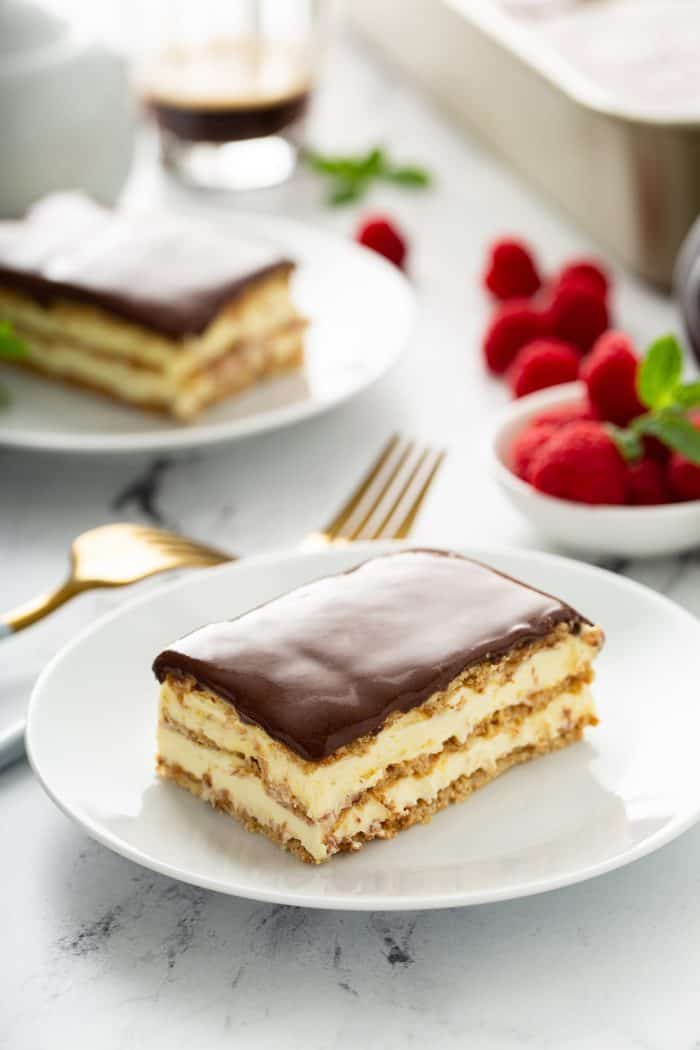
left=0, top=193, right=305, bottom=419
left=153, top=549, right=603, bottom=863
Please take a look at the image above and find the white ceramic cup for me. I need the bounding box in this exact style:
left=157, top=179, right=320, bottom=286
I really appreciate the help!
left=0, top=0, right=135, bottom=216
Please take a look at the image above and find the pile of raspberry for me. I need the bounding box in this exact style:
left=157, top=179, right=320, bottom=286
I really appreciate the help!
left=483, top=238, right=700, bottom=505
left=482, top=237, right=613, bottom=394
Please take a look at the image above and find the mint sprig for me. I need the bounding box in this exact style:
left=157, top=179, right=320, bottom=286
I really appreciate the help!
left=609, top=425, right=643, bottom=461
left=304, top=146, right=431, bottom=207
left=610, top=334, right=700, bottom=464
left=0, top=321, right=26, bottom=360
left=637, top=335, right=683, bottom=409
left=0, top=320, right=27, bottom=409
left=636, top=411, right=700, bottom=462
left=671, top=380, right=700, bottom=409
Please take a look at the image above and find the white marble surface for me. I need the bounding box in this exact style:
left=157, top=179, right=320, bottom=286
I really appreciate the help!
left=3, top=30, right=700, bottom=1050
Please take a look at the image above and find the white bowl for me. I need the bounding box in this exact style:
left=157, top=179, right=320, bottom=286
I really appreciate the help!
left=490, top=381, right=700, bottom=557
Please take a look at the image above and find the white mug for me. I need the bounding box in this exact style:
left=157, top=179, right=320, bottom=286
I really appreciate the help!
left=0, top=0, right=136, bottom=216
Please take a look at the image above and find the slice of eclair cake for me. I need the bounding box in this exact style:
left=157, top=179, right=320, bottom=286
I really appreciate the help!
left=0, top=193, right=305, bottom=419
left=153, top=549, right=603, bottom=863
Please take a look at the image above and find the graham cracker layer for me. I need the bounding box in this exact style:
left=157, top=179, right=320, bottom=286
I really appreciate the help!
left=160, top=670, right=593, bottom=821
left=161, top=621, right=602, bottom=769
left=0, top=265, right=306, bottom=419
left=3, top=324, right=304, bottom=420
left=157, top=721, right=589, bottom=864
left=0, top=267, right=296, bottom=366
left=157, top=622, right=602, bottom=822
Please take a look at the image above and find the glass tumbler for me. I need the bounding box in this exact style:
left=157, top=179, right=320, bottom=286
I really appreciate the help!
left=136, top=0, right=328, bottom=191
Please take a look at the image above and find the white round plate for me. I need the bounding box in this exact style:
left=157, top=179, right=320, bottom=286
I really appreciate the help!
left=27, top=542, right=700, bottom=910
left=0, top=213, right=414, bottom=453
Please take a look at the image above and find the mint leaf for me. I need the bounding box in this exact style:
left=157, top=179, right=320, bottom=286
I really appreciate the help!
left=304, top=152, right=359, bottom=178
left=673, top=380, right=700, bottom=409
left=305, top=149, right=383, bottom=181
left=304, top=146, right=431, bottom=207
left=609, top=424, right=643, bottom=462
left=358, top=148, right=385, bottom=178
left=328, top=180, right=365, bottom=206
left=385, top=165, right=431, bottom=187
left=0, top=321, right=26, bottom=360
left=638, top=412, right=700, bottom=464
left=0, top=322, right=25, bottom=410
left=637, top=334, right=683, bottom=409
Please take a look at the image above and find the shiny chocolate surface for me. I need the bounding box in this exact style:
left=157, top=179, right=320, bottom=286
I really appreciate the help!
left=0, top=193, right=292, bottom=338
left=153, top=549, right=587, bottom=762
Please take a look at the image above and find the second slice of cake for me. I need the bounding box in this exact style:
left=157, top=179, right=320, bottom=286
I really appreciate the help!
left=0, top=193, right=305, bottom=420
left=153, top=549, right=603, bottom=863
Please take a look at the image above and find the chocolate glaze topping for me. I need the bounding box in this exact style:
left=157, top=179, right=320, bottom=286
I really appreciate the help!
left=0, top=193, right=292, bottom=339
left=153, top=549, right=588, bottom=762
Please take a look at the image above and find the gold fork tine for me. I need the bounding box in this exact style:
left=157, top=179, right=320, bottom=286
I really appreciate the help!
left=150, top=537, right=230, bottom=560
left=317, top=434, right=402, bottom=542
left=2, top=524, right=233, bottom=633
left=354, top=445, right=430, bottom=542
left=339, top=439, right=415, bottom=542
left=126, top=525, right=228, bottom=559
left=378, top=449, right=446, bottom=540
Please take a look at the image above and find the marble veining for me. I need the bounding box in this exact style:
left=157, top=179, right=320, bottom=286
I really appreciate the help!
left=112, top=457, right=175, bottom=526
left=2, top=27, right=700, bottom=1050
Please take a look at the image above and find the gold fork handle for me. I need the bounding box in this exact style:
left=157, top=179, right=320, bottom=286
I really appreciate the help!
left=1, top=578, right=85, bottom=635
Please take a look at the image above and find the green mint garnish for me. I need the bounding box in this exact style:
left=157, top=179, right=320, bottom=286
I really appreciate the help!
left=636, top=411, right=700, bottom=462
left=0, top=320, right=26, bottom=360
left=610, top=333, right=700, bottom=464
left=608, top=425, right=643, bottom=462
left=386, top=166, right=431, bottom=188
left=0, top=320, right=27, bottom=409
left=304, top=146, right=431, bottom=207
left=672, top=380, right=700, bottom=409
left=637, top=334, right=683, bottom=410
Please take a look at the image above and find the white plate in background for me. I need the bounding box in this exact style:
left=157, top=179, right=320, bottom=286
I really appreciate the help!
left=0, top=213, right=414, bottom=454
left=26, top=541, right=700, bottom=910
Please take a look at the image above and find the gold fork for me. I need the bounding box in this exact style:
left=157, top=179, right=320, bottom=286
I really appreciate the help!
left=0, top=435, right=444, bottom=767
left=303, top=433, right=445, bottom=547
left=0, top=435, right=445, bottom=638
left=0, top=525, right=231, bottom=636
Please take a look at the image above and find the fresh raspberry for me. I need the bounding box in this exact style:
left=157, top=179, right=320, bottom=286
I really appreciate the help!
left=509, top=339, right=580, bottom=398
left=668, top=452, right=700, bottom=501
left=580, top=330, right=644, bottom=426
left=625, top=457, right=671, bottom=505
left=511, top=423, right=557, bottom=481
left=555, top=259, right=610, bottom=301
left=483, top=238, right=541, bottom=300
left=529, top=421, right=627, bottom=504
left=545, top=282, right=610, bottom=353
left=482, top=300, right=541, bottom=374
left=531, top=400, right=597, bottom=428
left=355, top=215, right=407, bottom=268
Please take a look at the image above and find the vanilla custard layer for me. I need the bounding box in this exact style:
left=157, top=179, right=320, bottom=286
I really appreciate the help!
left=0, top=273, right=296, bottom=372
left=158, top=687, right=595, bottom=862
left=10, top=323, right=303, bottom=416
left=159, top=629, right=598, bottom=821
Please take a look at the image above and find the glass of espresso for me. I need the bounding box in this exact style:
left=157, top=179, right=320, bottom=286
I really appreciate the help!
left=136, top=1, right=326, bottom=191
